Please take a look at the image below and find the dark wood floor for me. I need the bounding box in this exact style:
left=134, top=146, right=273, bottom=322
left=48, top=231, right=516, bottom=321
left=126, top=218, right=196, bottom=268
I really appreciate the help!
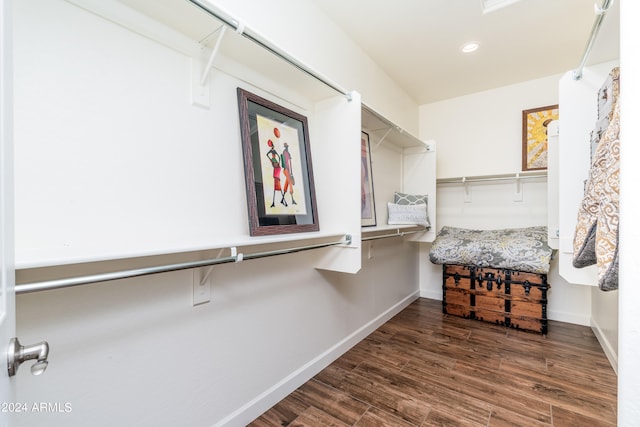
left=249, top=298, right=617, bottom=427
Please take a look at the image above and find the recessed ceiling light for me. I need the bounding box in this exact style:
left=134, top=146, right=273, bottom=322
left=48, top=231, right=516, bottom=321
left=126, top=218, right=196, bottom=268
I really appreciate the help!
left=461, top=42, right=479, bottom=53
left=481, top=0, right=522, bottom=14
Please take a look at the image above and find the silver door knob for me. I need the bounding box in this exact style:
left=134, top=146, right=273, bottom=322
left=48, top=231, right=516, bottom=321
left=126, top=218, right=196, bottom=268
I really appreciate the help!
left=7, top=337, right=49, bottom=377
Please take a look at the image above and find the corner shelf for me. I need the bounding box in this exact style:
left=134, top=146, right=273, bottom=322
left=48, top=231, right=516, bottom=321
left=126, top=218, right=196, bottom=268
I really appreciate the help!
left=362, top=104, right=433, bottom=151
left=361, top=105, right=437, bottom=243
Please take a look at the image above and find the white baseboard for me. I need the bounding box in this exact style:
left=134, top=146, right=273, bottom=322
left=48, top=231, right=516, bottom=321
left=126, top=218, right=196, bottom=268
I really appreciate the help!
left=216, top=290, right=421, bottom=426
left=547, top=309, right=590, bottom=326
left=420, top=288, right=441, bottom=300
left=591, top=316, right=618, bottom=374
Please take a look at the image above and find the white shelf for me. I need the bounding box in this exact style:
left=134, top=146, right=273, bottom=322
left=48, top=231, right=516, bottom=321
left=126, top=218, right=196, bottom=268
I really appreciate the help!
left=15, top=231, right=349, bottom=270
left=115, top=0, right=342, bottom=104
left=362, top=104, right=431, bottom=150
left=360, top=103, right=436, bottom=243
left=15, top=231, right=353, bottom=293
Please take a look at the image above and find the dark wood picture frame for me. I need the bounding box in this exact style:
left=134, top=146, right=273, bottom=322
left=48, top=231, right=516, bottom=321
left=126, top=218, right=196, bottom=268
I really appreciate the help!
left=522, top=104, right=559, bottom=171
left=360, top=131, right=376, bottom=227
left=237, top=88, right=319, bottom=236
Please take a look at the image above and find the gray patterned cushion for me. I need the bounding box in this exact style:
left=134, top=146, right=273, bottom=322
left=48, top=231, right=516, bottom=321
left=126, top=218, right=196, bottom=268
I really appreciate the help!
left=429, top=226, right=553, bottom=274
left=387, top=203, right=430, bottom=227
left=394, top=192, right=428, bottom=205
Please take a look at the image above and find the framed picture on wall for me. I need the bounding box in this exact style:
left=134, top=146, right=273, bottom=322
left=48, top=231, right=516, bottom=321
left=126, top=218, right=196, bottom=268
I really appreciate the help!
left=361, top=131, right=376, bottom=227
left=237, top=88, right=319, bottom=236
left=522, top=104, right=559, bottom=171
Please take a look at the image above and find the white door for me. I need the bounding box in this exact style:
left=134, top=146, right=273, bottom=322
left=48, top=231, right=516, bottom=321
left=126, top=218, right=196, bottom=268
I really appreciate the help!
left=0, top=0, right=17, bottom=424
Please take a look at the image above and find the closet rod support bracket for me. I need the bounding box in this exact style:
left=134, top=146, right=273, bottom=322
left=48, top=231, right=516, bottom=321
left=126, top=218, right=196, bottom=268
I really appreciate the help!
left=191, top=25, right=228, bottom=108
left=514, top=173, right=523, bottom=202
left=462, top=177, right=472, bottom=203
left=200, top=25, right=228, bottom=85
left=231, top=246, right=244, bottom=263
left=373, top=127, right=393, bottom=151
left=594, top=0, right=614, bottom=15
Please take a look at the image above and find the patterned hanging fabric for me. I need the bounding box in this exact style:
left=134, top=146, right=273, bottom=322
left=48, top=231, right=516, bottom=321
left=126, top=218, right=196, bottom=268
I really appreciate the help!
left=572, top=67, right=620, bottom=291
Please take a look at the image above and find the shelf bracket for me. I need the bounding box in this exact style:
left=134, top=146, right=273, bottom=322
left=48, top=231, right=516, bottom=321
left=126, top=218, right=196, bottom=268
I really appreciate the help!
left=373, top=127, right=394, bottom=151
left=230, top=246, right=244, bottom=263
left=200, top=25, right=227, bottom=85
left=462, top=177, right=472, bottom=203
left=514, top=173, right=523, bottom=202
left=199, top=266, right=214, bottom=286
left=191, top=25, right=228, bottom=108
left=423, top=139, right=436, bottom=152
left=199, top=248, right=226, bottom=286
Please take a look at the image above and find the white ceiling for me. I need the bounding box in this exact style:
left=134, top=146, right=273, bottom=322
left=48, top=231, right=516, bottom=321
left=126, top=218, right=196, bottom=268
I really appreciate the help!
left=312, top=0, right=620, bottom=104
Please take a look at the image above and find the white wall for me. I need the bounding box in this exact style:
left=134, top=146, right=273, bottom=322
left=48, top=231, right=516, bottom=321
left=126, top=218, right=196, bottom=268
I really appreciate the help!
left=420, top=74, right=562, bottom=179
left=14, top=0, right=227, bottom=264
left=591, top=286, right=618, bottom=371
left=15, top=242, right=418, bottom=427
left=418, top=77, right=592, bottom=325
left=12, top=1, right=421, bottom=425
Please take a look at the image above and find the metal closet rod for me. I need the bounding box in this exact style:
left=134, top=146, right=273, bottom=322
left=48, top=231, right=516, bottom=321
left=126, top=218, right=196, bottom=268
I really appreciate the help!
left=188, top=0, right=350, bottom=99
left=15, top=235, right=352, bottom=295
left=361, top=227, right=429, bottom=241
left=573, top=0, right=614, bottom=80
left=437, top=172, right=547, bottom=185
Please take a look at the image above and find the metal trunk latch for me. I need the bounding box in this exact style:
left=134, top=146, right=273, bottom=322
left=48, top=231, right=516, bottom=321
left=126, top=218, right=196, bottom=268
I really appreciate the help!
left=453, top=272, right=461, bottom=285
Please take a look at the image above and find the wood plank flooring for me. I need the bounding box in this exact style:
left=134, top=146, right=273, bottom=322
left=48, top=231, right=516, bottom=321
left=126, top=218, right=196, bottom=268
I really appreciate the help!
left=249, top=298, right=617, bottom=426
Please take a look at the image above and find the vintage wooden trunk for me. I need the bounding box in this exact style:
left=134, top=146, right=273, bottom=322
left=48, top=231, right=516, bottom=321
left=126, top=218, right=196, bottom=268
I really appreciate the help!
left=442, top=264, right=550, bottom=334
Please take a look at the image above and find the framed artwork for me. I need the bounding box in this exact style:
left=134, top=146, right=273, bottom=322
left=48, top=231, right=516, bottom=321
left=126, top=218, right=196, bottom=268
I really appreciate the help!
left=237, top=88, right=319, bottom=236
left=522, top=104, right=559, bottom=171
left=361, top=131, right=376, bottom=227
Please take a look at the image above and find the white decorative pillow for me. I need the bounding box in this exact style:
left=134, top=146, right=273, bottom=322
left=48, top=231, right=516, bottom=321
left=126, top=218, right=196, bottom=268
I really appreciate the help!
left=394, top=192, right=428, bottom=205
left=387, top=202, right=430, bottom=227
